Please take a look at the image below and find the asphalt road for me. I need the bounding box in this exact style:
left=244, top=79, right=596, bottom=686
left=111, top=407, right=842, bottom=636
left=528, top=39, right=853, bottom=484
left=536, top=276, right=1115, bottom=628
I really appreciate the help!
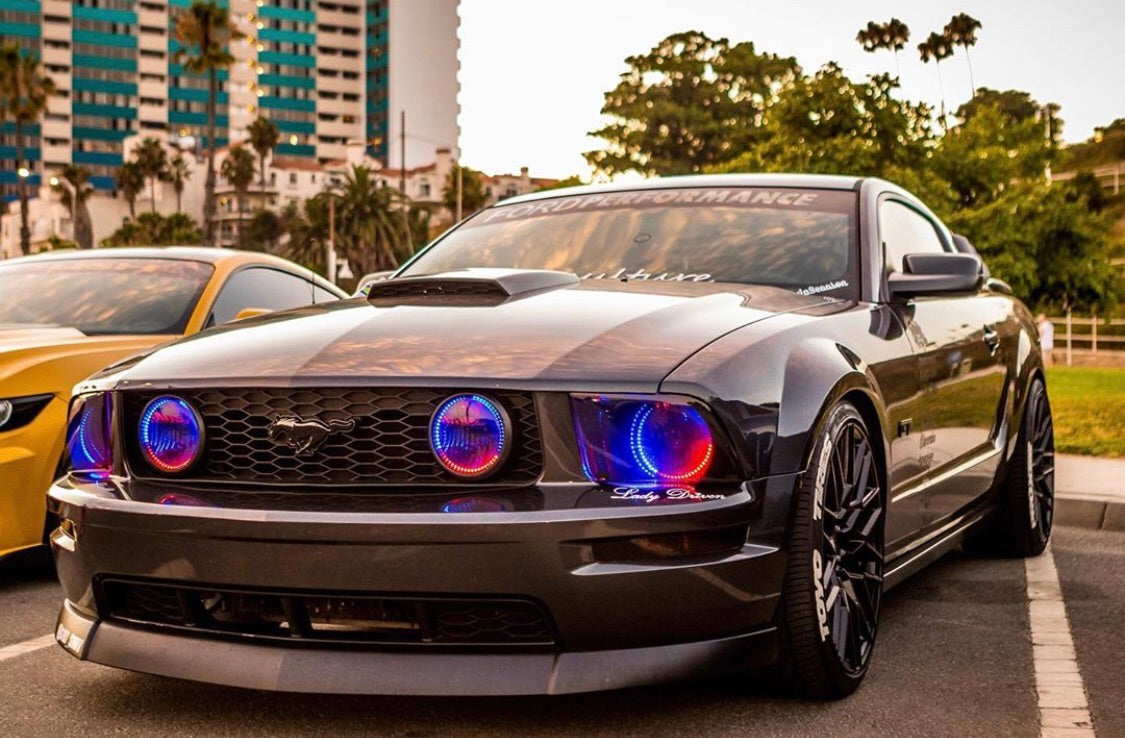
left=0, top=526, right=1120, bottom=737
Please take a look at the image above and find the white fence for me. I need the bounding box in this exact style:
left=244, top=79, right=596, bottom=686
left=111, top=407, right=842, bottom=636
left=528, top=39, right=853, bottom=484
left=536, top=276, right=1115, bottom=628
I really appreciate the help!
left=1051, top=162, right=1124, bottom=195
left=1047, top=315, right=1125, bottom=364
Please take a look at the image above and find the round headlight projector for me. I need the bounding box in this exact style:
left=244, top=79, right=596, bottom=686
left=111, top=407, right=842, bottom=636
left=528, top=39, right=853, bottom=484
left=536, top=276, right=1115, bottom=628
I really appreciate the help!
left=138, top=395, right=205, bottom=474
left=429, top=393, right=512, bottom=479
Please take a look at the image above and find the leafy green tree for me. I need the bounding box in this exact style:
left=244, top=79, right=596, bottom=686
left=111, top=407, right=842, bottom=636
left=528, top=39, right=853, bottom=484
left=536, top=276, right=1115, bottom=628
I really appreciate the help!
left=1060, top=118, right=1125, bottom=171
left=173, top=1, right=241, bottom=246
left=856, top=18, right=910, bottom=75
left=247, top=116, right=279, bottom=188
left=243, top=208, right=284, bottom=251
left=0, top=43, right=57, bottom=254
left=943, top=13, right=982, bottom=96
left=331, top=165, right=410, bottom=275
left=918, top=31, right=954, bottom=123
left=957, top=88, right=1040, bottom=125
left=712, top=65, right=934, bottom=180
left=930, top=103, right=1050, bottom=208
left=405, top=204, right=434, bottom=253
left=167, top=154, right=191, bottom=214
left=221, top=144, right=256, bottom=246
left=101, top=212, right=202, bottom=247
left=535, top=175, right=585, bottom=192
left=585, top=31, right=799, bottom=177
left=134, top=137, right=168, bottom=214
left=115, top=161, right=145, bottom=219
left=51, top=165, right=94, bottom=249
left=948, top=180, right=1121, bottom=313
left=282, top=198, right=329, bottom=276
left=441, top=164, right=487, bottom=217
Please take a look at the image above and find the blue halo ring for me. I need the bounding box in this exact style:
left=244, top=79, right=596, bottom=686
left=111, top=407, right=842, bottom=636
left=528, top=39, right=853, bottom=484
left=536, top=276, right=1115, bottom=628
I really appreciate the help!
left=429, top=393, right=512, bottom=479
left=138, top=395, right=205, bottom=474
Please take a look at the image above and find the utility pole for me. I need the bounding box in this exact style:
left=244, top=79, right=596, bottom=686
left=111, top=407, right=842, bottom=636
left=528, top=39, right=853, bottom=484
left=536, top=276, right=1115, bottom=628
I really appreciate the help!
left=399, top=109, right=406, bottom=196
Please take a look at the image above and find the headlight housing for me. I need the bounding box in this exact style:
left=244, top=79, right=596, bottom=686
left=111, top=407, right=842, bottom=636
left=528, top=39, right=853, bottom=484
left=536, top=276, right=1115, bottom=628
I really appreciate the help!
left=66, top=393, right=113, bottom=475
left=0, top=393, right=53, bottom=432
left=570, top=394, right=730, bottom=486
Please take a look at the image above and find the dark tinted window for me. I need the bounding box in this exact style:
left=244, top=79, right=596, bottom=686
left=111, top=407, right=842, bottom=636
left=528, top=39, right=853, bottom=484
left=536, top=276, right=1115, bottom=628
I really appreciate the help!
left=401, top=188, right=858, bottom=297
left=208, top=267, right=327, bottom=325
left=880, top=200, right=948, bottom=273
left=0, top=258, right=213, bottom=335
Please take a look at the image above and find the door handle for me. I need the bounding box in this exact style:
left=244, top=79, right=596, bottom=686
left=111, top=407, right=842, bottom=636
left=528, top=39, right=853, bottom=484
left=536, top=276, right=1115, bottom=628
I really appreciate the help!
left=983, top=325, right=1000, bottom=356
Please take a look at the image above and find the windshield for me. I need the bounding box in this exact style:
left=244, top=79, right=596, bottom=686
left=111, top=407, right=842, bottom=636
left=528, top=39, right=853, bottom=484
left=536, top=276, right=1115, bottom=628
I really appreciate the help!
left=0, top=258, right=213, bottom=335
left=401, top=187, right=858, bottom=297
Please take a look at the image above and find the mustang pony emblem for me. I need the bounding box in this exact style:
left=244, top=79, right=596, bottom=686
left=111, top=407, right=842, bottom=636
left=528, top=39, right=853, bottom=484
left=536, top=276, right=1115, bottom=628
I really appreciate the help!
left=267, top=416, right=355, bottom=455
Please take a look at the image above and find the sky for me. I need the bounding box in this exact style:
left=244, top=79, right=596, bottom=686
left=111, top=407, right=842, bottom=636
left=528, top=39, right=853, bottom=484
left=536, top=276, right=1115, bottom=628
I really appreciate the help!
left=457, top=0, right=1125, bottom=179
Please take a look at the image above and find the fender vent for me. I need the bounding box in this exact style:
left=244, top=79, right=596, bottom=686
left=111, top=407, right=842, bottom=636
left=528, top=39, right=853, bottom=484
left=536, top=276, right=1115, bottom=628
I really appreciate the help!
left=368, top=269, right=579, bottom=307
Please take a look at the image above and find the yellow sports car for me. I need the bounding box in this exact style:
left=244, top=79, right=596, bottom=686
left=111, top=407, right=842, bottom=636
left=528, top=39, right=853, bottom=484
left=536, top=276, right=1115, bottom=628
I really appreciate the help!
left=0, top=247, right=346, bottom=561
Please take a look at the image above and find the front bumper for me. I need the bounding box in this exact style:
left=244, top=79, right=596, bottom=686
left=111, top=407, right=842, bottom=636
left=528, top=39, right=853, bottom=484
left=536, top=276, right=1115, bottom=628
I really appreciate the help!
left=49, top=473, right=799, bottom=695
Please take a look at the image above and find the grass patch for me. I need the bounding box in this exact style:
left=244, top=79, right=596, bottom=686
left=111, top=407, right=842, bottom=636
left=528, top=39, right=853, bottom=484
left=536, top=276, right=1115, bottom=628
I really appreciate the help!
left=1045, top=366, right=1125, bottom=457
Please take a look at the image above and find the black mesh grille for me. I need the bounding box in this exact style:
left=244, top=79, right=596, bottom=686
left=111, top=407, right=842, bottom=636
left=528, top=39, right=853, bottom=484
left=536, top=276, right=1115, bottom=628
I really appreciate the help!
left=122, top=388, right=542, bottom=486
left=99, top=579, right=556, bottom=647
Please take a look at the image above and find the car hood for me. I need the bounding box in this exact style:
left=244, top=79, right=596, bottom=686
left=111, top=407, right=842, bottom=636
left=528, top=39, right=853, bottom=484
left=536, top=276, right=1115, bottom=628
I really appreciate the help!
left=0, top=324, right=173, bottom=396
left=101, top=279, right=836, bottom=390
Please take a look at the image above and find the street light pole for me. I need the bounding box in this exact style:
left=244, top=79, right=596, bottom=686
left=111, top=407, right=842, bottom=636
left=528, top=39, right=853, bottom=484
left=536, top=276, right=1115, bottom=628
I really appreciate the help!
left=49, top=175, right=77, bottom=241
left=456, top=162, right=462, bottom=222
left=327, top=193, right=338, bottom=285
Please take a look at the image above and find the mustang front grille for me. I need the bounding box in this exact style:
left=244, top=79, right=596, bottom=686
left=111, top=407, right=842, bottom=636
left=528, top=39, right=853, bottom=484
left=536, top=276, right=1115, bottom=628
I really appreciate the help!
left=99, top=579, right=557, bottom=647
left=121, top=388, right=543, bottom=486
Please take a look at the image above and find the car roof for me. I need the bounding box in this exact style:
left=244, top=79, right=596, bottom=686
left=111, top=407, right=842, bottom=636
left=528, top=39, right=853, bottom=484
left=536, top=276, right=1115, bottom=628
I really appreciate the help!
left=499, top=173, right=866, bottom=206
left=0, top=246, right=268, bottom=266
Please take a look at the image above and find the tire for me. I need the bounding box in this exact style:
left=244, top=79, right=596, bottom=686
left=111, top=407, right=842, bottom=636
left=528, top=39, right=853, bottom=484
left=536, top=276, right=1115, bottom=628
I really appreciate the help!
left=994, top=378, right=1054, bottom=557
left=777, top=402, right=885, bottom=699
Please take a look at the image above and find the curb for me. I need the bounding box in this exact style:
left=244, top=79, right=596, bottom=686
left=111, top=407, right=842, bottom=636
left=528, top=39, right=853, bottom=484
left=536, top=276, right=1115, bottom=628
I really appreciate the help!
left=1055, top=494, right=1125, bottom=532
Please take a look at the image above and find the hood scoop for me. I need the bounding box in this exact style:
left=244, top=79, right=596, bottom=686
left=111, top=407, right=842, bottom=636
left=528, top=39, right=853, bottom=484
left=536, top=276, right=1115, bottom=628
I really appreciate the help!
left=368, top=268, right=580, bottom=307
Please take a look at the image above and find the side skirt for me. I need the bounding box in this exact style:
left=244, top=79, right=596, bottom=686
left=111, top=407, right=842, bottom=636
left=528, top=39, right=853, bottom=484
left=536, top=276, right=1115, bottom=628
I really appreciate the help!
left=883, top=504, right=996, bottom=590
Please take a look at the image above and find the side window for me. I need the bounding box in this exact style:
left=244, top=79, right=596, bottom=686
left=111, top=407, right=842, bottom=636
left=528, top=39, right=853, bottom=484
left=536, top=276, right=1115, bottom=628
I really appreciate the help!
left=208, top=267, right=326, bottom=325
left=879, top=200, right=948, bottom=273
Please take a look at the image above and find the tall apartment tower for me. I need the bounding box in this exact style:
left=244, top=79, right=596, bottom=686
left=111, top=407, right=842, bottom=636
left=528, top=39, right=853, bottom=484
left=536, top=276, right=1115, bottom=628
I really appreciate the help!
left=0, top=0, right=460, bottom=197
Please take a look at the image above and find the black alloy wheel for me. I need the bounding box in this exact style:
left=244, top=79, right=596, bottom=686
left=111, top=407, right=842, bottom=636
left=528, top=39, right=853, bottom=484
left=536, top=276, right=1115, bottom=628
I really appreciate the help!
left=778, top=402, right=885, bottom=698
left=996, top=378, right=1054, bottom=556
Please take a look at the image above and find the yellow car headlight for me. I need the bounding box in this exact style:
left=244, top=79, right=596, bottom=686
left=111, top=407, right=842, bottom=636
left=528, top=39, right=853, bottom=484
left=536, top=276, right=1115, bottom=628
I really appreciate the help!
left=0, top=393, right=53, bottom=432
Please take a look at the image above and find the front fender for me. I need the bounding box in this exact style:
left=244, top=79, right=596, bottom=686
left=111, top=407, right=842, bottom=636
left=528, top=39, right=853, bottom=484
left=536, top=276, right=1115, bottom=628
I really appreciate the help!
left=660, top=307, right=896, bottom=481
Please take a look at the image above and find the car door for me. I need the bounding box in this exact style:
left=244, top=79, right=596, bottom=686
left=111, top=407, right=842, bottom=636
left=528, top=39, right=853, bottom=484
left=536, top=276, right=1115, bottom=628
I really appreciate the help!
left=879, top=198, right=1007, bottom=526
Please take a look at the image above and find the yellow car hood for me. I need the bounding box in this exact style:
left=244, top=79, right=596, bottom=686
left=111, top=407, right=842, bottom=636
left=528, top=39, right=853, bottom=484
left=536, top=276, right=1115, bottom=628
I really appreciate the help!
left=0, top=325, right=173, bottom=399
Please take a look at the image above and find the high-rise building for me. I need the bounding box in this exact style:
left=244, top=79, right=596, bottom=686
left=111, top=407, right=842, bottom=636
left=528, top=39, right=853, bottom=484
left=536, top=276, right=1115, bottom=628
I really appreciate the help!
left=0, top=0, right=460, bottom=200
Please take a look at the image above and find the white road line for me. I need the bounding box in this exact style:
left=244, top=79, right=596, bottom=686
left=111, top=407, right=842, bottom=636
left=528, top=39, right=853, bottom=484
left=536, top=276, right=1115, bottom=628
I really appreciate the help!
left=0, top=634, right=55, bottom=663
left=1026, top=544, right=1096, bottom=737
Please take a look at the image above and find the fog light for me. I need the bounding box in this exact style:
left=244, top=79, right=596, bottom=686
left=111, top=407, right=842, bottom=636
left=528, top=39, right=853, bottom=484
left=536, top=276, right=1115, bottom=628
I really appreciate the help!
left=139, top=396, right=204, bottom=474
left=429, top=394, right=511, bottom=479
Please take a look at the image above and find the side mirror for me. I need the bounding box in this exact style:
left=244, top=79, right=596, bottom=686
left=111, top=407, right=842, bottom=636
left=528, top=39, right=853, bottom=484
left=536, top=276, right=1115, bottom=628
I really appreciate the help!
left=232, top=307, right=272, bottom=322
left=887, top=253, right=983, bottom=298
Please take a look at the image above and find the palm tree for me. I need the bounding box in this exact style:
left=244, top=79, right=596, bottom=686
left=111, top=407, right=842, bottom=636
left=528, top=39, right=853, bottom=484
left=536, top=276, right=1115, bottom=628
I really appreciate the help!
left=134, top=137, right=168, bottom=214
left=221, top=145, right=255, bottom=247
left=944, top=13, right=982, bottom=97
left=331, top=164, right=409, bottom=276
left=0, top=43, right=57, bottom=254
left=173, top=1, right=241, bottom=247
left=918, top=31, right=954, bottom=124
left=116, top=161, right=144, bottom=219
left=856, top=19, right=910, bottom=76
left=246, top=116, right=279, bottom=190
left=51, top=164, right=93, bottom=249
left=167, top=154, right=191, bottom=214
